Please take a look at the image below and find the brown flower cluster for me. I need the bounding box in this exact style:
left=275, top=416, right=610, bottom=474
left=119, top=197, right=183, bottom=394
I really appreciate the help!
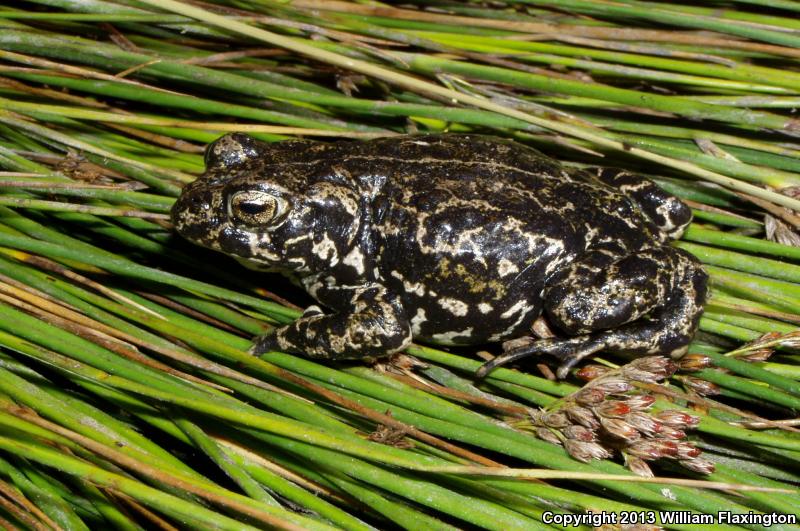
left=531, top=356, right=714, bottom=476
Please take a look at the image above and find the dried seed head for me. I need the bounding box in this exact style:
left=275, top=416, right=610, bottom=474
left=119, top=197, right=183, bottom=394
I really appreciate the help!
left=627, top=440, right=679, bottom=460
left=574, top=387, right=606, bottom=406
left=740, top=348, right=774, bottom=362
left=600, top=417, right=641, bottom=442
left=562, top=424, right=595, bottom=442
left=626, top=442, right=661, bottom=461
left=541, top=411, right=570, bottom=428
left=627, top=356, right=677, bottom=379
left=781, top=186, right=800, bottom=199
left=564, top=405, right=601, bottom=429
left=776, top=331, right=800, bottom=349
left=624, top=394, right=655, bottom=411
left=654, top=440, right=680, bottom=458
left=683, top=377, right=721, bottom=396
left=765, top=214, right=800, bottom=247
left=619, top=368, right=659, bottom=383
left=677, top=353, right=712, bottom=371
left=564, top=440, right=611, bottom=462
left=679, top=457, right=716, bottom=474
left=654, top=410, right=700, bottom=429
left=675, top=442, right=702, bottom=460
left=657, top=426, right=686, bottom=440
left=625, top=412, right=662, bottom=436
left=536, top=427, right=563, bottom=446
left=624, top=454, right=654, bottom=478
left=594, top=400, right=632, bottom=419
left=594, top=378, right=634, bottom=394
left=528, top=408, right=544, bottom=424
left=576, top=364, right=611, bottom=381
left=742, top=331, right=781, bottom=352
left=539, top=358, right=709, bottom=470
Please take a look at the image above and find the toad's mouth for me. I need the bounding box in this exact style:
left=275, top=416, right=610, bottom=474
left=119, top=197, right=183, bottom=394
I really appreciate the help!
left=221, top=229, right=315, bottom=275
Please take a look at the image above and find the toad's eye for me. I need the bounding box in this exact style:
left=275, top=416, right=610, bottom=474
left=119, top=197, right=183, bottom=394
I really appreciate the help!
left=228, top=190, right=287, bottom=227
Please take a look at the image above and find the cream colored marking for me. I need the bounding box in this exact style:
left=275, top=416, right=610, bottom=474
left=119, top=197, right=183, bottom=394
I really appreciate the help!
left=285, top=257, right=310, bottom=273
left=497, top=258, right=519, bottom=277
left=583, top=225, right=600, bottom=245
left=234, top=255, right=278, bottom=271
left=503, top=217, right=566, bottom=256
left=329, top=334, right=347, bottom=354
left=501, top=300, right=528, bottom=319
left=438, top=297, right=468, bottom=317
left=303, top=305, right=323, bottom=316
left=410, top=308, right=427, bottom=335
left=390, top=270, right=426, bottom=296
left=343, top=247, right=366, bottom=275
left=656, top=201, right=678, bottom=231
left=404, top=280, right=426, bottom=296
left=478, top=302, right=493, bottom=314
left=488, top=300, right=535, bottom=341
left=390, top=270, right=427, bottom=296
left=284, top=234, right=311, bottom=246
left=300, top=274, right=324, bottom=297
left=413, top=219, right=489, bottom=267
left=432, top=328, right=474, bottom=345
left=245, top=233, right=261, bottom=258
left=311, top=234, right=338, bottom=265
left=311, top=182, right=359, bottom=217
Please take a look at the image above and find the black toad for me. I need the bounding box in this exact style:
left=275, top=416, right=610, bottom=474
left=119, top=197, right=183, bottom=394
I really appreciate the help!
left=172, top=134, right=707, bottom=377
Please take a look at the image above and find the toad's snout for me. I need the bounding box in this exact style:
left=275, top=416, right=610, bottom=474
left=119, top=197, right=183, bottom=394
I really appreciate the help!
left=171, top=185, right=224, bottom=243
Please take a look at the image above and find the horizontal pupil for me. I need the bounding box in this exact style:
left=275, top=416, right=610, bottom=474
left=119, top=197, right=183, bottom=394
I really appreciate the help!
left=239, top=201, right=268, bottom=215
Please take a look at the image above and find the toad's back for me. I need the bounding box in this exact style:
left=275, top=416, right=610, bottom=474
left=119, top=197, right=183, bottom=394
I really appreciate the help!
left=319, top=135, right=658, bottom=345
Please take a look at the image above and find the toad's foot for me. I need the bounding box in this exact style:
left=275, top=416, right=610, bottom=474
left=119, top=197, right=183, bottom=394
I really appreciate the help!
left=476, top=335, right=607, bottom=380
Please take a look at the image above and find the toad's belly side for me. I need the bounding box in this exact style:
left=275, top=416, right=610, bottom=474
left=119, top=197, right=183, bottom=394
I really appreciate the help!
left=378, top=211, right=586, bottom=346
left=389, top=270, right=547, bottom=346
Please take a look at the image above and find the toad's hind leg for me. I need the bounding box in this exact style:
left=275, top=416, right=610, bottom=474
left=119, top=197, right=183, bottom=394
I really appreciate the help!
left=476, top=247, right=707, bottom=379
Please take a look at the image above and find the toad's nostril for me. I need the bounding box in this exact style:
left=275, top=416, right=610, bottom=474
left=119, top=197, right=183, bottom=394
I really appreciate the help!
left=190, top=193, right=209, bottom=209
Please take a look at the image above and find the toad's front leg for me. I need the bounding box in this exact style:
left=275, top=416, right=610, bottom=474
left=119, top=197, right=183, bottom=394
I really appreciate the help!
left=251, top=283, right=412, bottom=360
